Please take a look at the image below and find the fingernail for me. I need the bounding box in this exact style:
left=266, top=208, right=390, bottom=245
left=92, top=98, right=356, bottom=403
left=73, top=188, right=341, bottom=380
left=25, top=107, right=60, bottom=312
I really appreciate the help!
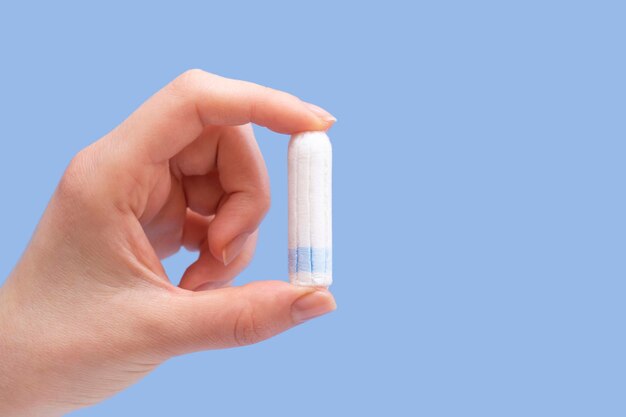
left=304, top=102, right=337, bottom=123
left=291, top=289, right=337, bottom=324
left=222, top=233, right=250, bottom=266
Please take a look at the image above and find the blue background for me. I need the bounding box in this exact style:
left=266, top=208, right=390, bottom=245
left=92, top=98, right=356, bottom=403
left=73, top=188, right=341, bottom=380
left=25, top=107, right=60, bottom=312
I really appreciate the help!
left=1, top=1, right=625, bottom=415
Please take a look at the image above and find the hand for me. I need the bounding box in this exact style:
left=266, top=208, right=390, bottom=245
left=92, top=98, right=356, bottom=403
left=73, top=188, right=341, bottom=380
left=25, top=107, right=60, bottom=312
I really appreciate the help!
left=0, top=70, right=337, bottom=417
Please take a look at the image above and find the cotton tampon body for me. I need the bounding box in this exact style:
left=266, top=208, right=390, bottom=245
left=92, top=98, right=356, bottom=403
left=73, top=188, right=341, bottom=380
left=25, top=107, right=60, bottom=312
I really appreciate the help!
left=288, top=131, right=332, bottom=287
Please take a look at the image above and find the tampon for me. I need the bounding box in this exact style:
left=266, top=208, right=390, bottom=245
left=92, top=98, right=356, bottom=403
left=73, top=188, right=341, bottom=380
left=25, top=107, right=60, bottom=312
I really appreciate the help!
left=288, top=131, right=332, bottom=287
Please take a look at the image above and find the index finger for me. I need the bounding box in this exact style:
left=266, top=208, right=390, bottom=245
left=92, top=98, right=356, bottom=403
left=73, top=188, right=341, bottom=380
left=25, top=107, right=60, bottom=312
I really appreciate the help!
left=115, top=69, right=336, bottom=163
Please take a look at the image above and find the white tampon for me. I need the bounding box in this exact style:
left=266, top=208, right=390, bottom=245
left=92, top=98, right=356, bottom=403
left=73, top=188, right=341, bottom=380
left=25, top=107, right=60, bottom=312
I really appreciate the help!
left=288, top=131, right=332, bottom=287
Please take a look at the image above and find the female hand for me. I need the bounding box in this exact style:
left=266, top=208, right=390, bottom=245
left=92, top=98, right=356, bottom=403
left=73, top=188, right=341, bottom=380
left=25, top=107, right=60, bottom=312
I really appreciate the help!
left=0, top=70, right=337, bottom=417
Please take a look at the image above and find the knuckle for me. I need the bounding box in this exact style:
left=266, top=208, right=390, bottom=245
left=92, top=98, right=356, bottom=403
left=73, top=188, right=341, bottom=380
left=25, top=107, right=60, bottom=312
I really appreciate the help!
left=57, top=149, right=92, bottom=201
left=171, top=69, right=213, bottom=94
left=182, top=68, right=207, bottom=79
left=233, top=301, right=267, bottom=347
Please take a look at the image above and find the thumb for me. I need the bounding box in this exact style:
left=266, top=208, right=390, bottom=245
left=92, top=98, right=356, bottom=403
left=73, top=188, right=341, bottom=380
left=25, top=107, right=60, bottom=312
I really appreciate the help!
left=156, top=281, right=336, bottom=355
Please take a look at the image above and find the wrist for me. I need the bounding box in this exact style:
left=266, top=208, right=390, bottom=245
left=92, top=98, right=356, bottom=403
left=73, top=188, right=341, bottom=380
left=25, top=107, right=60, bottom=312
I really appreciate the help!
left=0, top=276, right=65, bottom=417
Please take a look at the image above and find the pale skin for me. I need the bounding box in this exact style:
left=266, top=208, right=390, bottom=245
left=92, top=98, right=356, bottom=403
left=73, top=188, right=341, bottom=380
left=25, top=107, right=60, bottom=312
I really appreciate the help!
left=0, top=70, right=337, bottom=417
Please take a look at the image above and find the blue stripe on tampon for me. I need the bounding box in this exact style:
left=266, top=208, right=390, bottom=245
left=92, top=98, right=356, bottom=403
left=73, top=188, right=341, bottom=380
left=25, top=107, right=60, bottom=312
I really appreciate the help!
left=288, top=247, right=332, bottom=273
